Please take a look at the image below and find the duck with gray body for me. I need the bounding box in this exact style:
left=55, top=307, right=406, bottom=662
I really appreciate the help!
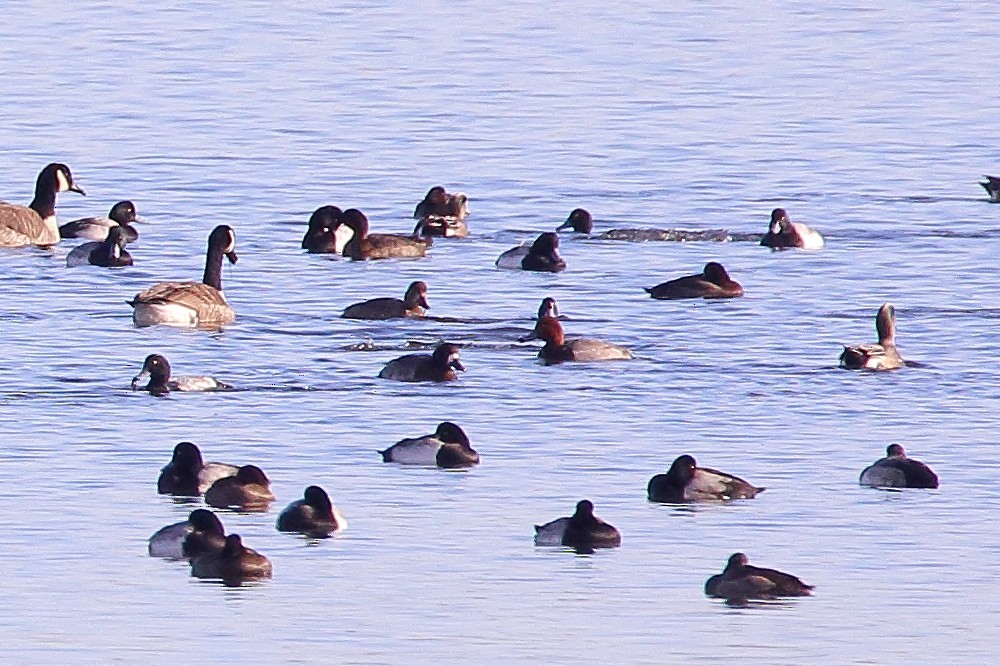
left=60, top=200, right=140, bottom=242
left=131, top=353, right=233, bottom=396
left=534, top=500, right=621, bottom=551
left=647, top=454, right=764, bottom=503
left=840, top=303, right=905, bottom=370
left=413, top=186, right=470, bottom=237
left=378, top=343, right=465, bottom=382
left=148, top=509, right=227, bottom=560
left=645, top=262, right=743, bottom=300
left=379, top=422, right=479, bottom=468
left=0, top=163, right=85, bottom=247
left=496, top=232, right=566, bottom=272
left=66, top=226, right=133, bottom=267
left=981, top=175, right=1000, bottom=203
left=859, top=444, right=939, bottom=488
left=276, top=486, right=348, bottom=537
left=190, top=534, right=272, bottom=583
left=519, top=316, right=632, bottom=365
left=759, top=208, right=824, bottom=250
left=705, top=553, right=814, bottom=601
left=156, top=441, right=238, bottom=496
left=342, top=281, right=429, bottom=320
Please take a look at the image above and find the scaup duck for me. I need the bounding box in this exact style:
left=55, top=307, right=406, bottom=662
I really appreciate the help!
left=859, top=444, right=939, bottom=488
left=534, top=500, right=621, bottom=551
left=379, top=422, right=479, bottom=467
left=131, top=354, right=233, bottom=396
left=647, top=455, right=764, bottom=502
left=0, top=163, right=85, bottom=247
left=65, top=226, right=133, bottom=268
left=378, top=342, right=465, bottom=382
left=556, top=208, right=593, bottom=234
left=413, top=186, right=470, bottom=237
left=980, top=175, right=1000, bottom=203
left=759, top=208, right=824, bottom=250
left=705, top=553, right=813, bottom=601
left=156, top=441, right=239, bottom=496
left=276, top=485, right=347, bottom=537
left=336, top=208, right=430, bottom=260
left=519, top=316, right=632, bottom=364
left=128, top=225, right=238, bottom=327
left=148, top=509, right=227, bottom=560
left=59, top=200, right=140, bottom=242
left=190, top=534, right=272, bottom=583
left=301, top=205, right=347, bottom=254
left=342, top=280, right=429, bottom=320
left=204, top=465, right=276, bottom=512
left=840, top=303, right=905, bottom=371
left=645, top=262, right=744, bottom=300
left=496, top=232, right=566, bottom=272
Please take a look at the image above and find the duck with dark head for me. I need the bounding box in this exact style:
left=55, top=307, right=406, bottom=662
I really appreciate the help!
left=413, top=186, right=470, bottom=237
left=336, top=208, right=431, bottom=260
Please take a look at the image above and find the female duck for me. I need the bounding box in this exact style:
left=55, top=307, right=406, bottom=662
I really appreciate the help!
left=0, top=163, right=86, bottom=247
left=65, top=226, right=133, bottom=268
left=648, top=454, right=764, bottom=503
left=148, top=509, right=227, bottom=560
left=128, top=225, right=238, bottom=327
left=496, top=232, right=566, bottom=272
left=336, top=208, right=430, bottom=260
left=190, top=534, right=272, bottom=582
left=131, top=354, right=233, bottom=396
left=705, top=553, right=813, bottom=601
left=204, top=465, right=276, bottom=512
left=981, top=175, right=1000, bottom=203
left=534, top=500, right=621, bottom=550
left=276, top=485, right=348, bottom=537
left=645, top=262, right=743, bottom=300
left=342, top=281, right=429, bottom=320
left=413, top=186, right=470, bottom=237
left=60, top=200, right=140, bottom=242
left=840, top=303, right=905, bottom=370
left=556, top=208, right=594, bottom=234
left=301, top=205, right=346, bottom=254
left=379, top=422, right=479, bottom=468
left=378, top=342, right=465, bottom=382
left=519, top=316, right=632, bottom=365
left=156, top=441, right=238, bottom=496
left=759, top=208, right=824, bottom=250
left=859, top=444, right=939, bottom=488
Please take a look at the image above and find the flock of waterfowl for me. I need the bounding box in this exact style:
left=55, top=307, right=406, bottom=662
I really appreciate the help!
left=0, top=162, right=976, bottom=598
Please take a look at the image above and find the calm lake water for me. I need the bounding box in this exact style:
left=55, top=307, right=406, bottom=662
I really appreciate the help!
left=0, top=1, right=998, bottom=663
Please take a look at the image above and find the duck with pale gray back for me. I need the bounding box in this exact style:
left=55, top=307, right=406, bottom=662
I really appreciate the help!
left=156, top=441, right=238, bottom=496
left=131, top=354, right=233, bottom=396
left=60, top=200, right=140, bottom=242
left=496, top=232, right=566, bottom=272
left=519, top=317, right=632, bottom=365
left=534, top=500, right=621, bottom=551
left=379, top=422, right=479, bottom=468
left=859, top=445, right=939, bottom=488
left=148, top=509, right=227, bottom=560
left=65, top=226, right=133, bottom=267
left=647, top=455, right=764, bottom=503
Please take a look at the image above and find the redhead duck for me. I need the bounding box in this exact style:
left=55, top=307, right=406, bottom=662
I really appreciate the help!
left=378, top=342, right=465, bottom=382
left=148, top=509, right=227, bottom=560
left=413, top=186, right=470, bottom=237
left=840, top=303, right=905, bottom=371
left=131, top=354, right=233, bottom=396
left=156, top=441, right=238, bottom=496
left=65, top=226, right=133, bottom=268
left=204, top=465, right=276, bottom=511
left=379, top=422, right=479, bottom=468
left=556, top=208, right=593, bottom=234
left=301, top=205, right=347, bottom=254
left=0, top=163, right=85, bottom=247
left=342, top=281, right=429, bottom=320
left=980, top=176, right=1000, bottom=203
left=647, top=455, right=764, bottom=503
left=495, top=232, right=566, bottom=272
left=759, top=208, right=824, bottom=250
left=60, top=200, right=140, bottom=243
left=534, top=500, right=621, bottom=551
left=190, top=534, right=272, bottom=583
left=335, top=208, right=430, bottom=260
left=128, top=225, right=237, bottom=327
left=705, top=553, right=813, bottom=601
left=645, top=262, right=743, bottom=300
left=519, top=316, right=632, bottom=364
left=859, top=445, right=939, bottom=488
left=276, top=485, right=347, bottom=537
left=536, top=296, right=559, bottom=320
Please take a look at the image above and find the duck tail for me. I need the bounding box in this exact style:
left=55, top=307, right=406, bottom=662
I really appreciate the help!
left=126, top=298, right=136, bottom=308
left=377, top=449, right=390, bottom=462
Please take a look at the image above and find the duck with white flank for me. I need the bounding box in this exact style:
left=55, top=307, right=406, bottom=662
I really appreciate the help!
left=379, top=422, right=479, bottom=468
left=131, top=354, right=233, bottom=396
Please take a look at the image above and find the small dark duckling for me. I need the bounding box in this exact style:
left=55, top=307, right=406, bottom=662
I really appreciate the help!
left=190, top=534, right=272, bottom=583
left=645, top=262, right=744, bottom=300
left=65, top=226, right=134, bottom=267
left=337, top=208, right=431, bottom=260
left=148, top=509, right=227, bottom=560
left=156, top=441, right=238, bottom=496
left=556, top=208, right=593, bottom=234
left=379, top=422, right=479, bottom=468
left=204, top=465, right=276, bottom=512
left=647, top=454, right=764, bottom=503
left=378, top=342, right=465, bottom=382
left=705, top=553, right=814, bottom=601
left=759, top=208, right=824, bottom=250
left=980, top=175, right=1000, bottom=203
left=495, top=232, right=566, bottom=272
left=301, top=205, right=344, bottom=254
left=60, top=200, right=140, bottom=242
left=519, top=316, right=632, bottom=365
left=840, top=303, right=905, bottom=371
left=534, top=500, right=621, bottom=551
left=413, top=186, right=470, bottom=237
left=342, top=280, right=429, bottom=320
left=276, top=485, right=347, bottom=537
left=131, top=353, right=233, bottom=396
left=859, top=444, right=939, bottom=489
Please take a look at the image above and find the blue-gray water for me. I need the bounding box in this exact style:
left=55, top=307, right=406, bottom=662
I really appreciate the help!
left=0, top=1, right=998, bottom=663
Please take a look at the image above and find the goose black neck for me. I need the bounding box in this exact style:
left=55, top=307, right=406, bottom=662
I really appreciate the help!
left=203, top=248, right=225, bottom=290
left=29, top=188, right=57, bottom=219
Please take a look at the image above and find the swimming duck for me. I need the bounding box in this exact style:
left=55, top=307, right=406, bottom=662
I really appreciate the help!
left=335, top=208, right=431, bottom=260
left=536, top=297, right=559, bottom=320
left=156, top=441, right=239, bottom=496
left=378, top=342, right=465, bottom=382
left=59, top=200, right=140, bottom=243
left=301, top=205, right=348, bottom=254
left=0, top=163, right=86, bottom=247
left=378, top=422, right=480, bottom=467
left=556, top=208, right=593, bottom=234
left=128, top=225, right=238, bottom=327
left=644, top=262, right=744, bottom=300
left=276, top=485, right=348, bottom=537
left=496, top=232, right=566, bottom=272
left=647, top=454, right=765, bottom=503
left=190, top=534, right=272, bottom=583
left=839, top=303, right=905, bottom=371
left=204, top=465, right=276, bottom=512
left=759, top=208, right=824, bottom=250
left=148, top=509, right=227, bottom=560
left=131, top=354, right=233, bottom=396
left=65, top=226, right=133, bottom=268
left=519, top=316, right=632, bottom=365
left=413, top=186, right=470, bottom=237
left=533, top=500, right=621, bottom=550
left=342, top=281, right=429, bottom=320
left=705, top=553, right=814, bottom=601
left=980, top=176, right=1000, bottom=203
left=859, top=444, right=939, bottom=488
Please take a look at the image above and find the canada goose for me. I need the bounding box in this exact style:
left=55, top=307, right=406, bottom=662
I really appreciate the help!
left=59, top=200, right=140, bottom=242
left=65, top=226, right=133, bottom=267
left=0, top=163, right=85, bottom=247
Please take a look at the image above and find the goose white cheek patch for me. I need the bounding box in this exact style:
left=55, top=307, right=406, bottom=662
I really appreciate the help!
left=56, top=169, right=70, bottom=192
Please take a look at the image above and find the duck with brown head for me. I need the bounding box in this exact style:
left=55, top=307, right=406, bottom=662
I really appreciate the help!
left=556, top=208, right=594, bottom=234
left=859, top=445, right=939, bottom=488
left=336, top=208, right=431, bottom=260
left=647, top=455, right=764, bottom=503
left=534, top=500, right=621, bottom=552
left=0, top=163, right=85, bottom=247
left=413, top=186, right=470, bottom=237
left=276, top=485, right=348, bottom=537
left=190, top=534, right=272, bottom=584
left=645, top=262, right=744, bottom=300
left=204, top=465, right=276, bottom=512
left=496, top=232, right=566, bottom=272
left=759, top=208, right=824, bottom=250
left=379, top=422, right=479, bottom=468
left=342, top=281, right=429, bottom=320
left=156, top=441, right=238, bottom=496
left=705, top=553, right=813, bottom=602
left=301, top=205, right=345, bottom=254
left=519, top=316, right=632, bottom=365
left=377, top=342, right=465, bottom=382
left=840, top=303, right=905, bottom=370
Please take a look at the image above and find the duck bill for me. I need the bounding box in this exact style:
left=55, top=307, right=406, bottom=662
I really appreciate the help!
left=419, top=295, right=430, bottom=309
left=226, top=251, right=238, bottom=264
left=450, top=359, right=466, bottom=372
left=131, top=370, right=149, bottom=390
left=555, top=220, right=572, bottom=231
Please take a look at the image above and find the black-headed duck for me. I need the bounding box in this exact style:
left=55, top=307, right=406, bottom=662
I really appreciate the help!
left=190, top=534, right=272, bottom=583
left=413, top=186, right=470, bottom=237
left=859, top=444, right=939, bottom=489
left=301, top=205, right=345, bottom=254
left=148, top=509, right=227, bottom=560
left=378, top=342, right=465, bottom=382
left=759, top=208, right=824, bottom=250
left=65, top=226, right=134, bottom=268
left=534, top=500, right=621, bottom=551
left=556, top=208, right=593, bottom=234
left=980, top=175, right=1000, bottom=203
left=204, top=465, right=276, bottom=512
left=276, top=485, right=347, bottom=537
left=336, top=208, right=430, bottom=260
left=519, top=316, right=632, bottom=365
left=131, top=354, right=233, bottom=396
left=705, top=553, right=813, bottom=601
left=0, top=163, right=85, bottom=247
left=647, top=454, right=765, bottom=503
left=342, top=280, right=429, bottom=320
left=840, top=303, right=905, bottom=371
left=379, top=422, right=479, bottom=468
left=536, top=296, right=559, bottom=320
left=60, top=200, right=140, bottom=243
left=156, top=441, right=238, bottom=496
left=495, top=232, right=566, bottom=272
left=645, top=262, right=744, bottom=300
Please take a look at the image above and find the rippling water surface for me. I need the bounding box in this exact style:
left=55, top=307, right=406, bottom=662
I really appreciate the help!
left=1, top=1, right=998, bottom=663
